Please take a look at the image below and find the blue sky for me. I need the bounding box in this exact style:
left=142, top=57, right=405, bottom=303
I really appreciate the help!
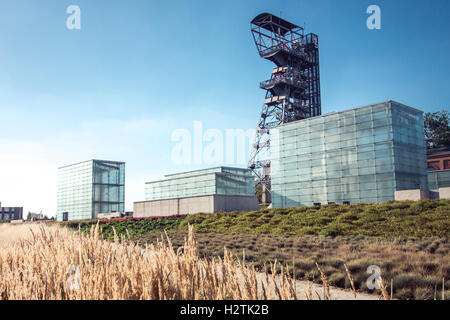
left=0, top=0, right=449, bottom=215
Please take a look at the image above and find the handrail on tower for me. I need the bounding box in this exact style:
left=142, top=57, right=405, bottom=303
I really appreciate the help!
left=248, top=13, right=322, bottom=204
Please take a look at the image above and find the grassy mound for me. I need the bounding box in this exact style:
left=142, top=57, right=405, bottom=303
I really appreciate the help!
left=64, top=200, right=450, bottom=239
left=179, top=199, right=450, bottom=238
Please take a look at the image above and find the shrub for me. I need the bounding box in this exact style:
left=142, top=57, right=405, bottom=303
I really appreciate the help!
left=328, top=272, right=346, bottom=287
left=324, top=259, right=344, bottom=268
left=175, top=200, right=450, bottom=238
left=393, top=274, right=419, bottom=290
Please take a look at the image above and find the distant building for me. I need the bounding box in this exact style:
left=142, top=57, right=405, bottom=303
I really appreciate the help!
left=427, top=146, right=450, bottom=189
left=57, top=160, right=125, bottom=221
left=0, top=201, right=23, bottom=221
left=134, top=167, right=258, bottom=217
left=28, top=212, right=53, bottom=221
left=29, top=212, right=44, bottom=220
left=270, top=101, right=428, bottom=207
left=427, top=146, right=450, bottom=171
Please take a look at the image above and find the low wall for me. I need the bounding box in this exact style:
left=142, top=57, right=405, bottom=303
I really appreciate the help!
left=439, top=187, right=450, bottom=199
left=213, top=195, right=259, bottom=212
left=394, top=189, right=441, bottom=201
left=134, top=195, right=259, bottom=218
left=394, top=189, right=431, bottom=201
left=97, top=212, right=122, bottom=219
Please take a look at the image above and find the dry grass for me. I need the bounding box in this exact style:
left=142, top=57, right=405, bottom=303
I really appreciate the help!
left=137, top=231, right=450, bottom=300
left=344, top=263, right=356, bottom=298
left=0, top=223, right=300, bottom=300
left=315, top=262, right=330, bottom=299
left=0, top=223, right=45, bottom=246
left=378, top=277, right=389, bottom=300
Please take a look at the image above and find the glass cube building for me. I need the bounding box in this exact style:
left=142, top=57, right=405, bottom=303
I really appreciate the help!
left=145, top=167, right=255, bottom=201
left=271, top=101, right=428, bottom=208
left=57, top=160, right=125, bottom=221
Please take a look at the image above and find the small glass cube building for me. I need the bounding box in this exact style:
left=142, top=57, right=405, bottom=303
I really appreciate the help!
left=135, top=167, right=258, bottom=217
left=57, top=160, right=125, bottom=221
left=271, top=101, right=428, bottom=208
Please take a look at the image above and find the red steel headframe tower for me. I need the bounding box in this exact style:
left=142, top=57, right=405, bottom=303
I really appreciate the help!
left=248, top=13, right=321, bottom=203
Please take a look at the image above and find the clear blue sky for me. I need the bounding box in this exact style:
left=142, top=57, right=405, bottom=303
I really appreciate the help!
left=0, top=0, right=449, bottom=215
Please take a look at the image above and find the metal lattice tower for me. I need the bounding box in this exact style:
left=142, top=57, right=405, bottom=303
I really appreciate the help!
left=248, top=13, right=321, bottom=203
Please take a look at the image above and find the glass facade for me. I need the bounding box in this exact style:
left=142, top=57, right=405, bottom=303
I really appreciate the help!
left=145, top=167, right=255, bottom=201
left=428, top=170, right=450, bottom=189
left=271, top=101, right=427, bottom=208
left=57, top=160, right=125, bottom=221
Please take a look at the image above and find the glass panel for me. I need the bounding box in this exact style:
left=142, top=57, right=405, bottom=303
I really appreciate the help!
left=92, top=161, right=125, bottom=217
left=57, top=160, right=125, bottom=221
left=271, top=101, right=427, bottom=208
left=145, top=168, right=255, bottom=201
left=57, top=160, right=94, bottom=221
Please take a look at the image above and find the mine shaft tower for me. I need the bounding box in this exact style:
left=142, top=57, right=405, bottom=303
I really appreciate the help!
left=248, top=13, right=321, bottom=203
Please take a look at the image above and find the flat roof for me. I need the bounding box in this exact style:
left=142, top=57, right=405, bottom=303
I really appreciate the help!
left=58, top=159, right=125, bottom=169
left=134, top=193, right=255, bottom=204
left=427, top=146, right=450, bottom=158
left=276, top=100, right=423, bottom=130
left=387, top=100, right=423, bottom=114
left=145, top=166, right=252, bottom=184
left=164, top=166, right=249, bottom=177
left=251, top=13, right=302, bottom=35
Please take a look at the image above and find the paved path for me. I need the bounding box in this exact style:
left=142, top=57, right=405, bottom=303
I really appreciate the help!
left=243, top=270, right=380, bottom=300
left=254, top=272, right=380, bottom=300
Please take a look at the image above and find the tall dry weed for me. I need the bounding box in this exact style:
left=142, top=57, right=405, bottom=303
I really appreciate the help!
left=0, top=223, right=298, bottom=300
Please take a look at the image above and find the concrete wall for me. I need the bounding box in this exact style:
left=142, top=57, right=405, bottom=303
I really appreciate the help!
left=394, top=189, right=440, bottom=201
left=439, top=187, right=450, bottom=199
left=180, top=195, right=215, bottom=215
left=214, top=195, right=259, bottom=212
left=97, top=212, right=122, bottom=219
left=394, top=189, right=430, bottom=201
left=134, top=195, right=258, bottom=218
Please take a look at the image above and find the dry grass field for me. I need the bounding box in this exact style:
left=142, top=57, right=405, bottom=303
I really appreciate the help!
left=3, top=200, right=448, bottom=300
left=0, top=223, right=44, bottom=245
left=63, top=200, right=450, bottom=300
left=138, top=231, right=450, bottom=300
left=0, top=223, right=304, bottom=300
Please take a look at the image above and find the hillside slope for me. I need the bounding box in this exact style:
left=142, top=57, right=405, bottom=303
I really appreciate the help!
left=180, top=199, right=450, bottom=238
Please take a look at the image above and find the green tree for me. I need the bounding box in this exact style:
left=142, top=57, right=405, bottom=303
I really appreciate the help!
left=424, top=110, right=450, bottom=148
left=26, top=212, right=32, bottom=221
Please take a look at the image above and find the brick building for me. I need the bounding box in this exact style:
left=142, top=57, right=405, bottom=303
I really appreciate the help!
left=427, top=146, right=450, bottom=190
left=427, top=146, right=450, bottom=171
